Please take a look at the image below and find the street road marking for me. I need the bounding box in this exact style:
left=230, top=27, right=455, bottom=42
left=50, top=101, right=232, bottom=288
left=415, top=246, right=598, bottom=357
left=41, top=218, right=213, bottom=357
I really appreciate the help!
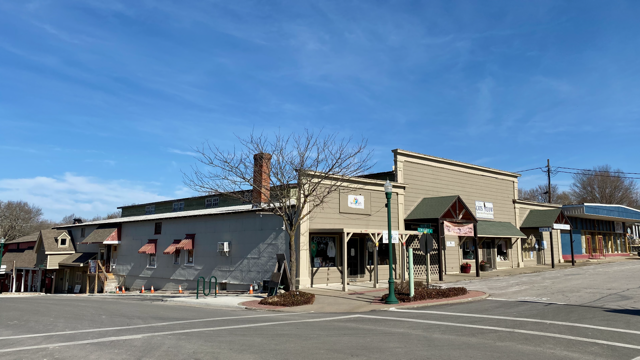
left=361, top=315, right=640, bottom=351
left=0, top=315, right=359, bottom=353
left=488, top=297, right=567, bottom=305
left=0, top=313, right=295, bottom=341
left=390, top=309, right=640, bottom=335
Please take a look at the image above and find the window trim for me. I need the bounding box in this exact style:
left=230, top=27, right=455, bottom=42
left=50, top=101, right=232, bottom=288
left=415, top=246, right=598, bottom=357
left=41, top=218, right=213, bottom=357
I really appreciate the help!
left=59, top=237, right=68, bottom=247
left=154, top=222, right=162, bottom=235
left=80, top=228, right=85, bottom=238
left=173, top=249, right=181, bottom=265
left=185, top=249, right=194, bottom=266
left=145, top=205, right=156, bottom=215
left=172, top=202, right=185, bottom=212
left=205, top=197, right=219, bottom=208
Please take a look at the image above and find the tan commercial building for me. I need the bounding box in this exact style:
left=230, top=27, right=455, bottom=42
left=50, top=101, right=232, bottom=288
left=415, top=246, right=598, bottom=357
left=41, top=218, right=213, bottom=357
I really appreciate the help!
left=298, top=149, right=527, bottom=291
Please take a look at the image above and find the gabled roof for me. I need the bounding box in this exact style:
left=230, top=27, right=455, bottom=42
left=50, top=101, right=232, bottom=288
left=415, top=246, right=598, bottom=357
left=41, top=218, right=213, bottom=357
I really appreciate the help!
left=6, top=231, right=40, bottom=244
left=477, top=221, right=526, bottom=238
left=405, top=195, right=477, bottom=222
left=81, top=225, right=119, bottom=244
left=36, top=229, right=75, bottom=253
left=1, top=249, right=37, bottom=271
left=521, top=209, right=562, bottom=228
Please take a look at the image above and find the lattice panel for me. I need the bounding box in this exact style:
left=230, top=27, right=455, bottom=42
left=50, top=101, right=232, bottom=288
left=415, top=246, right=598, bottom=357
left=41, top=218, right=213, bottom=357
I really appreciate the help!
left=407, top=235, right=439, bottom=280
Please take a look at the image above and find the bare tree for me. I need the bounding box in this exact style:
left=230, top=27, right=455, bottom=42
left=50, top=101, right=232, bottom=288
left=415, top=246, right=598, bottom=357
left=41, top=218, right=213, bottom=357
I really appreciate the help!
left=570, top=165, right=639, bottom=207
left=0, top=201, right=45, bottom=241
left=518, top=184, right=573, bottom=204
left=59, top=210, right=122, bottom=224
left=183, top=130, right=374, bottom=285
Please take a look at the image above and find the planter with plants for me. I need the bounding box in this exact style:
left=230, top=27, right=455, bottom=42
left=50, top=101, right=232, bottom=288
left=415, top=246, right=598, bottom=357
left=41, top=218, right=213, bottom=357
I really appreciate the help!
left=479, top=260, right=491, bottom=272
left=460, top=262, right=472, bottom=274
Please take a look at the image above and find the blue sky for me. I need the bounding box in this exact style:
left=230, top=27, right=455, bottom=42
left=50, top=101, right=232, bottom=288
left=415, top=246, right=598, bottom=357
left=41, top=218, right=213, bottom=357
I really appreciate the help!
left=1, top=1, right=639, bottom=220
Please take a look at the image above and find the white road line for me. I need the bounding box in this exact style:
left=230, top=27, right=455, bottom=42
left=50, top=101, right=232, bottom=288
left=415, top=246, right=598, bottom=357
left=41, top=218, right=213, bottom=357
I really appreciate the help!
left=0, top=315, right=359, bottom=353
left=488, top=297, right=567, bottom=305
left=390, top=308, right=640, bottom=335
left=360, top=315, right=640, bottom=351
left=0, top=313, right=295, bottom=341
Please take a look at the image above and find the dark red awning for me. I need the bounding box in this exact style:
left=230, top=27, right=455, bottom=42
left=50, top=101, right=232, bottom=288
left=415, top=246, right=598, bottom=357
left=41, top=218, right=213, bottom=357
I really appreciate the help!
left=163, top=240, right=181, bottom=255
left=138, top=241, right=156, bottom=255
left=176, top=234, right=195, bottom=251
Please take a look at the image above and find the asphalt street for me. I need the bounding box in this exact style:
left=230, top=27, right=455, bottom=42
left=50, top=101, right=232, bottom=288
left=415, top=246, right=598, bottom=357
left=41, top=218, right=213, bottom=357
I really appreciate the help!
left=1, top=261, right=639, bottom=360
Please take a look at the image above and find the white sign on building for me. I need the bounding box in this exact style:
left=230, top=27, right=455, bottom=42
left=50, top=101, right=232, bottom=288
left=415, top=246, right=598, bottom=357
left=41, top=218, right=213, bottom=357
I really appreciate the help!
left=475, top=201, right=494, bottom=219
left=347, top=195, right=365, bottom=209
left=382, top=230, right=399, bottom=244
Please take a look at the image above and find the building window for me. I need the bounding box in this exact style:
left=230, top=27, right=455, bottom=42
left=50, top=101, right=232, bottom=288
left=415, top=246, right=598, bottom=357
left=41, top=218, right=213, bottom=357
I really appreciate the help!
left=461, top=239, right=475, bottom=260
left=522, top=235, right=536, bottom=260
left=174, top=250, right=181, bottom=265
left=81, top=228, right=85, bottom=238
left=205, top=197, right=219, bottom=208
left=145, top=205, right=155, bottom=215
left=497, top=240, right=509, bottom=261
left=243, top=191, right=251, bottom=203
left=154, top=222, right=162, bottom=235
left=172, top=202, right=184, bottom=212
left=148, top=254, right=157, bottom=268
left=310, top=235, right=337, bottom=268
left=185, top=249, right=194, bottom=265
left=59, top=237, right=68, bottom=247
left=378, top=243, right=395, bottom=265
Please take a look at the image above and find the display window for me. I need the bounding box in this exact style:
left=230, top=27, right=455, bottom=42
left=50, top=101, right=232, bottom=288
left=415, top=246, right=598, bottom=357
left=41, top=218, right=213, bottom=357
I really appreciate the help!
left=460, top=239, right=475, bottom=260
left=496, top=240, right=508, bottom=261
left=377, top=243, right=395, bottom=265
left=522, top=235, right=536, bottom=260
left=310, top=235, right=338, bottom=268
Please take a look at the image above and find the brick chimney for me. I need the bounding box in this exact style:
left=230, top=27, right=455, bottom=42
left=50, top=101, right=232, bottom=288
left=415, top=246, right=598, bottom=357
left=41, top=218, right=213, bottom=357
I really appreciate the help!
left=252, top=153, right=272, bottom=205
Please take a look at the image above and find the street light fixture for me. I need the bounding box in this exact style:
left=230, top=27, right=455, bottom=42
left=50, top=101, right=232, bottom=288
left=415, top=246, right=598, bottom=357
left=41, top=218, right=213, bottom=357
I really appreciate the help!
left=384, top=180, right=399, bottom=305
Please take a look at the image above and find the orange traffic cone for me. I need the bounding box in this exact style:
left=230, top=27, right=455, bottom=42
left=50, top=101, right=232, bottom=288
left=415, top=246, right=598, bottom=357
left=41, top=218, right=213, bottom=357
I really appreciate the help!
left=141, top=285, right=145, bottom=294
left=178, top=285, right=183, bottom=294
left=122, top=286, right=125, bottom=294
left=215, top=285, right=218, bottom=295
left=151, top=286, right=155, bottom=294
left=116, top=286, right=120, bottom=294
left=249, top=285, right=253, bottom=295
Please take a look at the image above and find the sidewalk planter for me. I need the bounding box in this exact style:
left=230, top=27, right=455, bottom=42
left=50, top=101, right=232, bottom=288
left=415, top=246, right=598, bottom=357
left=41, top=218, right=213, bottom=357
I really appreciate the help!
left=480, top=262, right=491, bottom=272
left=460, top=263, right=471, bottom=274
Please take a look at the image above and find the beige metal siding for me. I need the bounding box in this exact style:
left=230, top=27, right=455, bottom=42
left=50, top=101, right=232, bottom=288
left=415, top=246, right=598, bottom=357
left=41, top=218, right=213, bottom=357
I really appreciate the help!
left=402, top=161, right=516, bottom=224
left=47, top=254, right=71, bottom=269
left=309, top=188, right=399, bottom=230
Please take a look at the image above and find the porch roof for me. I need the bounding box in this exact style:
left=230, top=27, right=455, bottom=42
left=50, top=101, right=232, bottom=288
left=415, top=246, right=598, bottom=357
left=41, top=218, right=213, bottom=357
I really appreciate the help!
left=520, top=209, right=562, bottom=228
left=59, top=252, right=97, bottom=267
left=1, top=250, right=37, bottom=271
left=405, top=195, right=477, bottom=222
left=477, top=221, right=526, bottom=238
left=81, top=225, right=119, bottom=244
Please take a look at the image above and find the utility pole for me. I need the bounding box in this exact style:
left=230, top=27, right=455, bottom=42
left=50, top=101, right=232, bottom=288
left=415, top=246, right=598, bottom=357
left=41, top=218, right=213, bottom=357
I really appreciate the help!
left=548, top=159, right=555, bottom=269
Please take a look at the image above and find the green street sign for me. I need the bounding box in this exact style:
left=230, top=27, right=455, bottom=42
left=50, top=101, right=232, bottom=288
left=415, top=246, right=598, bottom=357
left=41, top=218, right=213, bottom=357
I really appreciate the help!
left=418, top=228, right=433, bottom=234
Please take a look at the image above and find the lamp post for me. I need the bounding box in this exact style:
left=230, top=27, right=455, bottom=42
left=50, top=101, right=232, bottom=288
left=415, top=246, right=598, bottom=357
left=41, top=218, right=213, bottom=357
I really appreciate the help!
left=0, top=237, right=5, bottom=294
left=384, top=180, right=399, bottom=305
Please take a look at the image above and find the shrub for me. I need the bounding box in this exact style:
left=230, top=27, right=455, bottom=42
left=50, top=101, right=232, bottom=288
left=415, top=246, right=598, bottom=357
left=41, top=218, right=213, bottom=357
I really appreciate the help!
left=258, top=291, right=315, bottom=307
left=381, top=285, right=468, bottom=303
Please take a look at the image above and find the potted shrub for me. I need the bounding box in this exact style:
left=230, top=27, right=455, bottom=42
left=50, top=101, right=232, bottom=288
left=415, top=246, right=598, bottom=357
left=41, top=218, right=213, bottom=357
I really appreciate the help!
left=460, top=262, right=471, bottom=274
left=480, top=260, right=491, bottom=272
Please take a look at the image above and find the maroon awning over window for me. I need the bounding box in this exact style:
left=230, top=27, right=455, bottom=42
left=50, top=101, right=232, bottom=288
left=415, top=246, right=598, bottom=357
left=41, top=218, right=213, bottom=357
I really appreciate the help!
left=163, top=240, right=181, bottom=255
left=176, top=234, right=195, bottom=251
left=138, top=240, right=157, bottom=255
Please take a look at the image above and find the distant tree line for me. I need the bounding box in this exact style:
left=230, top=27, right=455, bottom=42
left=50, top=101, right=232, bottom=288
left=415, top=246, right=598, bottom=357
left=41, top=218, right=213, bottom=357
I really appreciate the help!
left=519, top=165, right=640, bottom=208
left=0, top=200, right=121, bottom=242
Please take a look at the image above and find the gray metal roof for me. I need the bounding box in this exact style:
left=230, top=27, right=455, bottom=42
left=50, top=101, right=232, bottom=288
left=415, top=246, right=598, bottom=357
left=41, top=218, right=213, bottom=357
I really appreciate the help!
left=405, top=196, right=460, bottom=220
left=477, top=220, right=526, bottom=238
left=520, top=209, right=562, bottom=228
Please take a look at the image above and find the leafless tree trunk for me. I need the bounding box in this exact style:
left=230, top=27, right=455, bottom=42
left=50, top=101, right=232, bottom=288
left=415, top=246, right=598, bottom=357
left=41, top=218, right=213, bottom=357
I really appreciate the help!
left=570, top=165, right=639, bottom=207
left=183, top=129, right=374, bottom=287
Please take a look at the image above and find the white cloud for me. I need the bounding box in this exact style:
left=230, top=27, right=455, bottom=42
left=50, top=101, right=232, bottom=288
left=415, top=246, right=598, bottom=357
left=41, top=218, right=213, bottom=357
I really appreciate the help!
left=168, top=148, right=198, bottom=157
left=0, top=173, right=168, bottom=221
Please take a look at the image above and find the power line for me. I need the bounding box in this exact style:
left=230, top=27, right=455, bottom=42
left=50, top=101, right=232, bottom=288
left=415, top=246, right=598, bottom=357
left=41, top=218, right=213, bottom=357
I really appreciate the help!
left=556, top=166, right=640, bottom=176
left=512, top=167, right=545, bottom=173
left=555, top=170, right=640, bottom=180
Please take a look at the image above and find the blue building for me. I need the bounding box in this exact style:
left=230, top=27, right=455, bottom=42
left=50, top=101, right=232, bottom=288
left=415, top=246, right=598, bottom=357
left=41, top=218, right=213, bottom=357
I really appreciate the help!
left=561, top=204, right=640, bottom=260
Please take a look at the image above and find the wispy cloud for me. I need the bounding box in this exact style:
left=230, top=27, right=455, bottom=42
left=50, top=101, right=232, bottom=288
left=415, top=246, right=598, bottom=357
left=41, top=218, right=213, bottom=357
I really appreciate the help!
left=0, top=173, right=168, bottom=221
left=168, top=148, right=198, bottom=157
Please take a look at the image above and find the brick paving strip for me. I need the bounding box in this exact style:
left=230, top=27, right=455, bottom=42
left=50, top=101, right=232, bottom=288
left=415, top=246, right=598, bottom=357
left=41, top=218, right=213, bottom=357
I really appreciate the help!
left=240, top=290, right=487, bottom=312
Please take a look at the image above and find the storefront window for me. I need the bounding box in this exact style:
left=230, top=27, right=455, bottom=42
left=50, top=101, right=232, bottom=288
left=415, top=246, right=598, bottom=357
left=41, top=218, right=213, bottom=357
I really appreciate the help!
left=496, top=240, right=508, bottom=261
left=522, top=235, right=536, bottom=260
left=378, top=243, right=395, bottom=265
left=366, top=240, right=375, bottom=266
left=311, top=235, right=337, bottom=268
left=460, top=239, right=475, bottom=260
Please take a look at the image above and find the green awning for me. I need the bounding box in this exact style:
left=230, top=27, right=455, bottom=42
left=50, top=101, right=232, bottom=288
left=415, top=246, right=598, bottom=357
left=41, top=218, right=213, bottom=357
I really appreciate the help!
left=520, top=209, right=561, bottom=228
left=405, top=195, right=478, bottom=222
left=477, top=220, right=526, bottom=238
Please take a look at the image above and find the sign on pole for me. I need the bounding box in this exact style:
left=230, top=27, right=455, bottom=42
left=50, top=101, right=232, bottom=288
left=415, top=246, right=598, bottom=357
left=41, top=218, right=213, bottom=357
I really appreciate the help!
left=419, top=233, right=434, bottom=254
left=539, top=227, right=552, bottom=232
left=553, top=224, right=570, bottom=230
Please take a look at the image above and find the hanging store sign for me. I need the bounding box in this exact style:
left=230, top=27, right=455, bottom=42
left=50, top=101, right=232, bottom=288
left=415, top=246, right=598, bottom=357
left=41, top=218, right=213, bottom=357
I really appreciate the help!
left=539, top=227, right=552, bottom=232
left=553, top=224, right=570, bottom=230
left=347, top=195, right=365, bottom=209
left=475, top=201, right=494, bottom=219
left=443, top=221, right=474, bottom=237
left=615, top=222, right=623, bottom=233
left=89, top=260, right=97, bottom=274
left=382, top=231, right=399, bottom=244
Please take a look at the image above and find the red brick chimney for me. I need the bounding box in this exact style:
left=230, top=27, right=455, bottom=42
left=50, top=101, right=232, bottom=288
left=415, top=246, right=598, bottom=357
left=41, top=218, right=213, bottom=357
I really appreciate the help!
left=252, top=153, right=272, bottom=204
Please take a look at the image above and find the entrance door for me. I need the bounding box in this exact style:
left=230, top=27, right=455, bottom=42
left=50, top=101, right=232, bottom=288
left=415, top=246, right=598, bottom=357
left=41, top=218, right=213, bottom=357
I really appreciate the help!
left=483, top=241, right=494, bottom=269
left=347, top=237, right=366, bottom=277
left=110, top=245, right=117, bottom=270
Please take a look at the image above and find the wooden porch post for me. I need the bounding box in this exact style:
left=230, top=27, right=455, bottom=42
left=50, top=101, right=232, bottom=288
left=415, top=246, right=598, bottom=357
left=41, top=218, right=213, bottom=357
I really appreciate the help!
left=473, top=223, right=480, bottom=278
left=438, top=221, right=445, bottom=281
left=342, top=232, right=352, bottom=292
left=86, top=273, right=89, bottom=294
